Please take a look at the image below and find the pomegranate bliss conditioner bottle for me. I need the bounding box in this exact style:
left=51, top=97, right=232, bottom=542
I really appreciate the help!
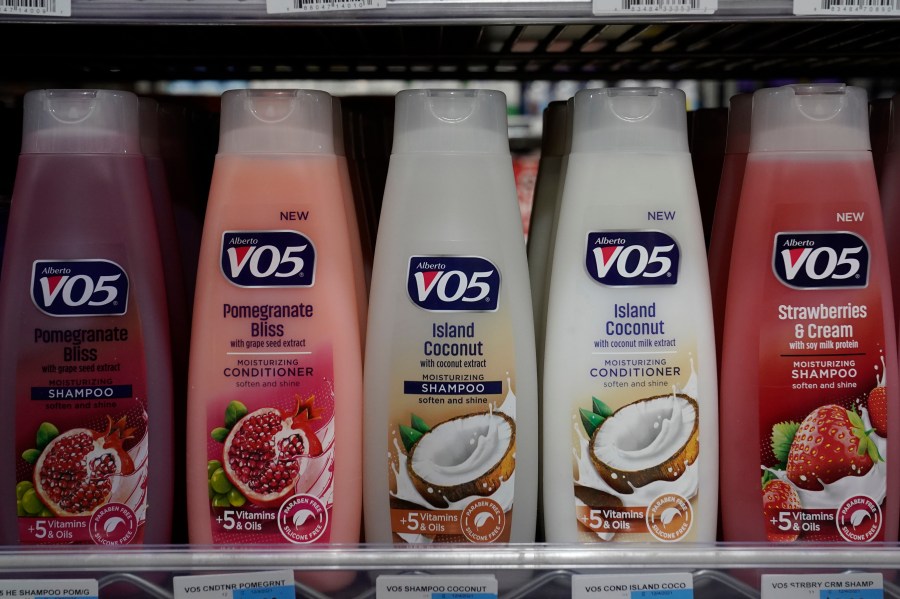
left=720, top=84, right=899, bottom=543
left=186, top=90, right=362, bottom=579
left=0, top=90, right=173, bottom=545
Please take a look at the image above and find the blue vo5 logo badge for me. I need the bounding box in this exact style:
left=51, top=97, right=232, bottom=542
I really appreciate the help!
left=586, top=232, right=680, bottom=286
left=31, top=260, right=129, bottom=317
left=773, top=232, right=869, bottom=289
left=221, top=231, right=316, bottom=288
left=408, top=256, right=500, bottom=312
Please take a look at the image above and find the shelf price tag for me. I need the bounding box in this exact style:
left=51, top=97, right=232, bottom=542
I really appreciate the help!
left=592, top=0, right=716, bottom=16
left=572, top=573, right=693, bottom=598
left=0, top=0, right=70, bottom=17
left=376, top=575, right=497, bottom=599
left=794, top=0, right=900, bottom=15
left=0, top=579, right=98, bottom=599
left=762, top=573, right=883, bottom=598
left=266, top=0, right=386, bottom=15
left=173, top=570, right=294, bottom=599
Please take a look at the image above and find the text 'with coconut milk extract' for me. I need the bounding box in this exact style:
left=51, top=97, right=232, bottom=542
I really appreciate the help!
left=363, top=89, right=538, bottom=544
left=542, top=87, right=718, bottom=543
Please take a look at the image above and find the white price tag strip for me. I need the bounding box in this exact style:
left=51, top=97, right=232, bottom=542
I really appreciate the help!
left=0, top=579, right=98, bottom=599
left=266, top=0, right=386, bottom=14
left=173, top=570, right=294, bottom=599
left=593, top=0, right=716, bottom=15
left=762, top=573, right=883, bottom=599
left=0, top=0, right=70, bottom=17
left=572, top=573, right=693, bottom=599
left=376, top=575, right=497, bottom=599
left=794, top=0, right=900, bottom=15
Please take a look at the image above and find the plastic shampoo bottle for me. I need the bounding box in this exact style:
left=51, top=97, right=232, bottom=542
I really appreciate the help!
left=186, top=90, right=363, bottom=576
left=0, top=89, right=173, bottom=545
left=363, top=89, right=538, bottom=544
left=542, top=87, right=718, bottom=543
left=720, top=84, right=898, bottom=543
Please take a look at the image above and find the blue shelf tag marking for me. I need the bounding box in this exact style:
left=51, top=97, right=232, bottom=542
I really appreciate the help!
left=632, top=590, right=693, bottom=599
left=820, top=590, right=883, bottom=599
left=233, top=585, right=294, bottom=599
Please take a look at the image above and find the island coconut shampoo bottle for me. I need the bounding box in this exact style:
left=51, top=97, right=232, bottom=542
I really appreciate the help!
left=542, top=88, right=718, bottom=543
left=363, top=89, right=538, bottom=544
left=186, top=90, right=363, bottom=560
left=720, top=84, right=899, bottom=543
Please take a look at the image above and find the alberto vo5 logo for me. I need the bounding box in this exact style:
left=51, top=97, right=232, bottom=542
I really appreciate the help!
left=221, top=231, right=316, bottom=288
left=773, top=232, right=869, bottom=289
left=407, top=256, right=501, bottom=312
left=586, top=231, right=680, bottom=286
left=31, top=260, right=129, bottom=317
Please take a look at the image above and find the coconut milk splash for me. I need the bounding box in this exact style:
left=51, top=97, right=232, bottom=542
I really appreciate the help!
left=573, top=357, right=699, bottom=540
left=390, top=376, right=517, bottom=543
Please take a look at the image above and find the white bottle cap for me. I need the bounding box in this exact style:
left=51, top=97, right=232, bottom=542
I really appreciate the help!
left=541, top=101, right=568, bottom=158
left=750, top=83, right=870, bottom=153
left=139, top=97, right=162, bottom=158
left=21, top=89, right=141, bottom=155
left=725, top=93, right=753, bottom=155
left=571, top=87, right=688, bottom=153
left=218, top=89, right=335, bottom=155
left=392, top=89, right=509, bottom=154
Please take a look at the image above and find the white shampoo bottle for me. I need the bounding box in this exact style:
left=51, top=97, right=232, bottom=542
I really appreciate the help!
left=542, top=87, right=718, bottom=543
left=364, top=89, right=538, bottom=544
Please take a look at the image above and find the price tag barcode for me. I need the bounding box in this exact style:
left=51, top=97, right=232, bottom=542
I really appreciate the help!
left=794, top=0, right=900, bottom=13
left=0, top=0, right=69, bottom=17
left=593, top=0, right=716, bottom=15
left=173, top=570, right=294, bottom=599
left=267, top=0, right=386, bottom=14
left=762, top=574, right=882, bottom=599
left=0, top=580, right=98, bottom=599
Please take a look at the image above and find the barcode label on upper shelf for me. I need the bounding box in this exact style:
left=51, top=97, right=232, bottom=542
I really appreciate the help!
left=0, top=0, right=69, bottom=17
left=267, top=0, right=385, bottom=14
left=593, top=0, right=716, bottom=15
left=794, top=0, right=900, bottom=14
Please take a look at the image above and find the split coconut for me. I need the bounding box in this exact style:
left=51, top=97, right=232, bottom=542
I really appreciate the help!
left=406, top=411, right=516, bottom=508
left=589, top=393, right=698, bottom=494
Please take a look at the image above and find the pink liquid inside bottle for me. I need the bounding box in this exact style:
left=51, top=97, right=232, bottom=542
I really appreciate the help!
left=721, top=84, right=899, bottom=544
left=0, top=89, right=173, bottom=545
left=708, top=93, right=751, bottom=368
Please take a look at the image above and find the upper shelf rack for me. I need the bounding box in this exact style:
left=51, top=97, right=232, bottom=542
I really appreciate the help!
left=2, top=18, right=900, bottom=82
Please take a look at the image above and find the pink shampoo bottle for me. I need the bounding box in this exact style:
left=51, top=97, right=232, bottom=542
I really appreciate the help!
left=0, top=89, right=173, bottom=545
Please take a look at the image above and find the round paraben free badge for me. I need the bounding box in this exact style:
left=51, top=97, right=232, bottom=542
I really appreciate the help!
left=646, top=493, right=692, bottom=542
left=89, top=502, right=138, bottom=545
left=460, top=497, right=505, bottom=543
left=837, top=495, right=882, bottom=543
left=278, top=494, right=328, bottom=544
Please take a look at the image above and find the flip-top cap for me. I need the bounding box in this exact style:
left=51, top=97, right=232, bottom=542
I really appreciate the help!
left=541, top=101, right=568, bottom=158
left=725, top=93, right=753, bottom=155
left=22, top=89, right=141, bottom=154
left=571, top=87, right=688, bottom=153
left=750, top=84, right=869, bottom=152
left=392, top=89, right=509, bottom=154
left=218, top=89, right=335, bottom=155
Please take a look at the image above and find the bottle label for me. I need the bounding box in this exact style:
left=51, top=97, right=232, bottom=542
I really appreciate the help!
left=15, top=258, right=149, bottom=545
left=759, top=229, right=887, bottom=543
left=570, top=230, right=700, bottom=543
left=387, top=255, right=516, bottom=543
left=206, top=229, right=335, bottom=545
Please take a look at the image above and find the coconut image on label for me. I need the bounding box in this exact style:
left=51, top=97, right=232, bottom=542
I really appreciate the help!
left=405, top=411, right=516, bottom=508
left=587, top=394, right=699, bottom=493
